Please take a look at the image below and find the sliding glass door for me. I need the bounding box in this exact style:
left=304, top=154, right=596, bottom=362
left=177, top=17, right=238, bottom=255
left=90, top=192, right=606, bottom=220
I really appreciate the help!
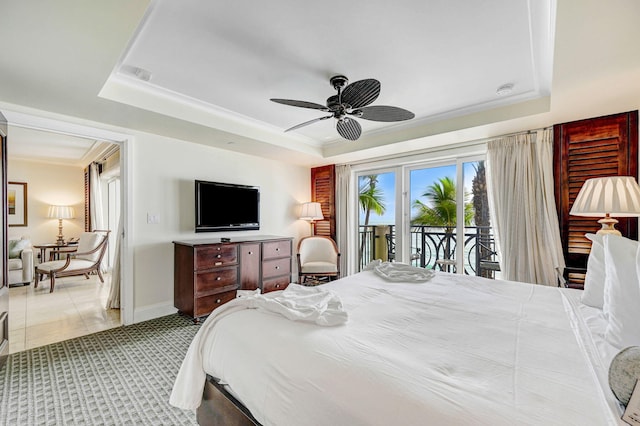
left=408, top=163, right=459, bottom=271
left=355, top=154, right=498, bottom=277
left=357, top=171, right=397, bottom=271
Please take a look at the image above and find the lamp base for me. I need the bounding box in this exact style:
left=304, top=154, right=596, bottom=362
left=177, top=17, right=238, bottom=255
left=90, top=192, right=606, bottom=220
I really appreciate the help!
left=56, top=218, right=65, bottom=245
left=596, top=216, right=622, bottom=236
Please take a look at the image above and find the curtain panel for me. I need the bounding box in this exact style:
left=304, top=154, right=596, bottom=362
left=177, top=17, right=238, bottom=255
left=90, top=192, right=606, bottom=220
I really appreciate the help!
left=486, top=129, right=565, bottom=286
left=335, top=164, right=354, bottom=276
left=106, top=216, right=122, bottom=309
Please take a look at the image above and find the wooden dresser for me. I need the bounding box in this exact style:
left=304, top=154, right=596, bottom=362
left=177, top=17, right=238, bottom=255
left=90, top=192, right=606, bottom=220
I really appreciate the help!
left=173, top=235, right=293, bottom=321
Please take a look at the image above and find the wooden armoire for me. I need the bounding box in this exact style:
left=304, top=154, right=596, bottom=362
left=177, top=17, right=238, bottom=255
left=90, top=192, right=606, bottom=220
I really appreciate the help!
left=554, top=111, right=638, bottom=289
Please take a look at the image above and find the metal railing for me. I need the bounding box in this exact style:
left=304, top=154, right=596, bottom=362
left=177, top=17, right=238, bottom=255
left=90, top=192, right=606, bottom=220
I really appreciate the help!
left=358, top=225, right=499, bottom=278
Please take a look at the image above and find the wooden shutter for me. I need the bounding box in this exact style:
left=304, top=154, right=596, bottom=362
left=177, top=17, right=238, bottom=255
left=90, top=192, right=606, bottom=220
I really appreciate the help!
left=311, top=165, right=335, bottom=240
left=554, top=111, right=638, bottom=288
left=84, top=167, right=91, bottom=232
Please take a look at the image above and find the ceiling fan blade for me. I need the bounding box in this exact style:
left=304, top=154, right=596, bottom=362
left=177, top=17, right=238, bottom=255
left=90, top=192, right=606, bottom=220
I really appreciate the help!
left=270, top=98, right=329, bottom=111
left=341, top=79, right=380, bottom=109
left=285, top=115, right=332, bottom=132
left=353, top=105, right=415, bottom=122
left=336, top=118, right=362, bottom=141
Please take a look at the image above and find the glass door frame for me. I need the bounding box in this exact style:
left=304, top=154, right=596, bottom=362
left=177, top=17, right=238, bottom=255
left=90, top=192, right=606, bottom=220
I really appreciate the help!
left=353, top=153, right=486, bottom=273
left=354, top=166, right=403, bottom=270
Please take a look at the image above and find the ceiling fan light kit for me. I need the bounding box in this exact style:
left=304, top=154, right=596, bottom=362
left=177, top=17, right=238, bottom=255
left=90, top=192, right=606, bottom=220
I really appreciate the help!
left=271, top=75, right=415, bottom=141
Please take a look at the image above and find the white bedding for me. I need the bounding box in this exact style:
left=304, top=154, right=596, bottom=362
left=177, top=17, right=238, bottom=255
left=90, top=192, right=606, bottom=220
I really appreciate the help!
left=171, top=270, right=624, bottom=425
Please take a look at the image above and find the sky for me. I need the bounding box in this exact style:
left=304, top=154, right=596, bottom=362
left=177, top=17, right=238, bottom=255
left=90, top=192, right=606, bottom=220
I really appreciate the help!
left=359, top=162, right=479, bottom=225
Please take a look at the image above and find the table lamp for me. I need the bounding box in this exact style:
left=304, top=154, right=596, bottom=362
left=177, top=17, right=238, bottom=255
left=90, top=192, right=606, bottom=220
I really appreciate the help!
left=48, top=205, right=75, bottom=245
left=299, top=202, right=324, bottom=235
left=570, top=176, right=640, bottom=235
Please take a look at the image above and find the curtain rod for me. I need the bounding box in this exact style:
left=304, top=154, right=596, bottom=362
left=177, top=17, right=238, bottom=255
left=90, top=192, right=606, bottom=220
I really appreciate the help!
left=95, top=144, right=120, bottom=164
left=337, top=125, right=553, bottom=167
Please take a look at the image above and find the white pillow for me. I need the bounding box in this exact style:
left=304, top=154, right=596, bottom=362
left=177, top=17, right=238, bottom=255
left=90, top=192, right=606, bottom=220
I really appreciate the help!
left=603, top=235, right=640, bottom=349
left=581, top=233, right=605, bottom=309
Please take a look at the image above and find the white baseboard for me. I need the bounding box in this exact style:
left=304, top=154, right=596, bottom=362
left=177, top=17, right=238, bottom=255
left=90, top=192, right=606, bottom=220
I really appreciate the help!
left=133, top=302, right=178, bottom=323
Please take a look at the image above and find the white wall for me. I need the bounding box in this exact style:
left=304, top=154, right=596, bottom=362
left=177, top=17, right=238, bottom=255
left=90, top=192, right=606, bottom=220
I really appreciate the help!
left=7, top=159, right=84, bottom=249
left=131, top=132, right=310, bottom=320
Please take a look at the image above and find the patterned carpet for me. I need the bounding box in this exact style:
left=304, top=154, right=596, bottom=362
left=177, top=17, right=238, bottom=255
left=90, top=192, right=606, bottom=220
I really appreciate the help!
left=0, top=314, right=200, bottom=425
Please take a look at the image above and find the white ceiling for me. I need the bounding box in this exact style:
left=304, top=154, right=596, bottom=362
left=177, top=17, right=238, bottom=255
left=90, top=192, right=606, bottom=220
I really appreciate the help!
left=109, top=0, right=553, bottom=147
left=6, top=126, right=114, bottom=167
left=93, top=0, right=554, bottom=159
left=13, top=0, right=635, bottom=167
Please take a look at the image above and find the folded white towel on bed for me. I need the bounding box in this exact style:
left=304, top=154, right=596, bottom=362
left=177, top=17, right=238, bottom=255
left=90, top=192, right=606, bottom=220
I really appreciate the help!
left=364, top=260, right=436, bottom=282
left=248, top=283, right=348, bottom=326
left=170, top=284, right=347, bottom=410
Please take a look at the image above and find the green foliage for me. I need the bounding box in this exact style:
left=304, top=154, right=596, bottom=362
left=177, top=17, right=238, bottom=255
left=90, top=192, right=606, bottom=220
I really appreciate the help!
left=412, top=176, right=474, bottom=231
left=359, top=175, right=386, bottom=223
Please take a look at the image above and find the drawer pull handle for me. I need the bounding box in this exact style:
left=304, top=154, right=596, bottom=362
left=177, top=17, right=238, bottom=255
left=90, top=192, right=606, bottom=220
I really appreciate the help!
left=275, top=284, right=281, bottom=288
left=216, top=299, right=221, bottom=303
left=248, top=251, right=253, bottom=255
left=276, top=248, right=280, bottom=251
left=217, top=247, right=221, bottom=251
left=216, top=254, right=222, bottom=258
left=216, top=277, right=221, bottom=281
left=275, top=266, right=280, bottom=270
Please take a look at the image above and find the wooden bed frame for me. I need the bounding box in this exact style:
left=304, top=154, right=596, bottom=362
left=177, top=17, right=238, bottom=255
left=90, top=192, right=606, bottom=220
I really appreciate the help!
left=197, top=375, right=261, bottom=426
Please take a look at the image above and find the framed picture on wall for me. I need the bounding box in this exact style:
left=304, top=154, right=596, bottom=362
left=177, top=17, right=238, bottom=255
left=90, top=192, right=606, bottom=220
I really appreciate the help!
left=8, top=182, right=27, bottom=227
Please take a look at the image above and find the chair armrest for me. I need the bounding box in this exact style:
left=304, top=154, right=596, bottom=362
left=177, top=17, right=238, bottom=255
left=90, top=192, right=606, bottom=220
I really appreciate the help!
left=20, top=247, right=33, bottom=265
left=21, top=248, right=34, bottom=282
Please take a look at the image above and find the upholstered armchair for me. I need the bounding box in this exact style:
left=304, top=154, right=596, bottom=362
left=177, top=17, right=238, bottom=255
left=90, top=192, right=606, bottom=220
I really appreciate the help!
left=297, top=236, right=340, bottom=284
left=35, top=230, right=110, bottom=293
left=8, top=238, right=34, bottom=286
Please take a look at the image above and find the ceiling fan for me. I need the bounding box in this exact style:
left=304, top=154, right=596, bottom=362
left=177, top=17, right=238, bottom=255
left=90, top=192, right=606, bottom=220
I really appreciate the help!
left=270, top=75, right=415, bottom=141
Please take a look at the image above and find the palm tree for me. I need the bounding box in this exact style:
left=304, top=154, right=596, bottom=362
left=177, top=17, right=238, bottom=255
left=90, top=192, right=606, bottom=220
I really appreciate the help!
left=471, top=161, right=494, bottom=278
left=412, top=177, right=473, bottom=266
left=471, top=161, right=489, bottom=228
left=412, top=177, right=473, bottom=231
left=359, top=175, right=386, bottom=265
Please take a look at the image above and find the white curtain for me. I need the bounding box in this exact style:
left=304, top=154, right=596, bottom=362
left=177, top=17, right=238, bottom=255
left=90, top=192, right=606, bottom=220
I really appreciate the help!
left=335, top=164, right=354, bottom=277
left=486, top=129, right=565, bottom=286
left=106, top=216, right=123, bottom=309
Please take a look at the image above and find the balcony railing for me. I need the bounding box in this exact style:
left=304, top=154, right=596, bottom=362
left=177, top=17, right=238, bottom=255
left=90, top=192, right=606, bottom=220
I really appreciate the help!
left=358, top=225, right=500, bottom=278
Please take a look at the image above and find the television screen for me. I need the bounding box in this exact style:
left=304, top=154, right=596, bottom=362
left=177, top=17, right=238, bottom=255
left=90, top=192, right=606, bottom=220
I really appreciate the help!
left=195, top=180, right=260, bottom=232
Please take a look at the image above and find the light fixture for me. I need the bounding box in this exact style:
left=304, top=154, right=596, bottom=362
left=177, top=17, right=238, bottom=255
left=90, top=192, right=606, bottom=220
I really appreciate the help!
left=570, top=176, right=640, bottom=235
left=299, top=202, right=324, bottom=235
left=47, top=205, right=75, bottom=245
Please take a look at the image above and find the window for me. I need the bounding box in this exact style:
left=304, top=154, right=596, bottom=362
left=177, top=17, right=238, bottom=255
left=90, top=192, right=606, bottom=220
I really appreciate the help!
left=355, top=153, right=499, bottom=278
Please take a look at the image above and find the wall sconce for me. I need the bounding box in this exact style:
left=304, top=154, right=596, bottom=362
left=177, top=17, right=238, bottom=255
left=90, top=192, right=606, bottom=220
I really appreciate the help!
left=48, top=205, right=75, bottom=245
left=570, top=176, right=640, bottom=235
left=299, top=202, right=324, bottom=235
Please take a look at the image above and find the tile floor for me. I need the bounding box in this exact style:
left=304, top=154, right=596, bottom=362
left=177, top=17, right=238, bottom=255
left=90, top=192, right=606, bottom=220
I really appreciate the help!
left=8, top=273, right=121, bottom=353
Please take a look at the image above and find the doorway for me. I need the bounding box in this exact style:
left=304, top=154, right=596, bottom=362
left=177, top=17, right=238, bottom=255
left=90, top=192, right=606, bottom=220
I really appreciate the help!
left=2, top=114, right=131, bottom=353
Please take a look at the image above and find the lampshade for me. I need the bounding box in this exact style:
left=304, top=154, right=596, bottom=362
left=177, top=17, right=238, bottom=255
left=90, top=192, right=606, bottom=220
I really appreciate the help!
left=299, top=202, right=324, bottom=221
left=47, top=205, right=75, bottom=219
left=570, top=176, right=640, bottom=217
left=570, top=176, right=640, bottom=235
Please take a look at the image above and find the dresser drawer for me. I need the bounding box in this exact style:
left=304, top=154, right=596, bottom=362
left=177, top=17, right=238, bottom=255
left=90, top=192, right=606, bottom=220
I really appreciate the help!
left=263, top=240, right=291, bottom=260
left=194, top=290, right=237, bottom=317
left=196, top=244, right=238, bottom=270
left=196, top=266, right=238, bottom=294
left=262, top=257, right=291, bottom=279
left=262, top=276, right=290, bottom=293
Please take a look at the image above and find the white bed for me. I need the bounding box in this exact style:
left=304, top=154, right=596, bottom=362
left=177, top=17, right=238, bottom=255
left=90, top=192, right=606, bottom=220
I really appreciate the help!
left=171, top=269, right=625, bottom=425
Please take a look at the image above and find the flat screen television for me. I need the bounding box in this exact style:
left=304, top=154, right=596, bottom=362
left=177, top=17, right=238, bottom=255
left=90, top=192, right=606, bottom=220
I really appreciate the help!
left=195, top=180, right=260, bottom=232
